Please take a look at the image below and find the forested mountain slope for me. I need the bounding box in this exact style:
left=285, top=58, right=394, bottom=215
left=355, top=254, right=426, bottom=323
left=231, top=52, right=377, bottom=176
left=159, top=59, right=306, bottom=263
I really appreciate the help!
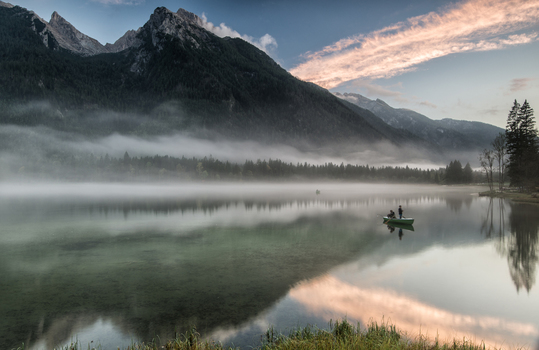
left=0, top=4, right=404, bottom=150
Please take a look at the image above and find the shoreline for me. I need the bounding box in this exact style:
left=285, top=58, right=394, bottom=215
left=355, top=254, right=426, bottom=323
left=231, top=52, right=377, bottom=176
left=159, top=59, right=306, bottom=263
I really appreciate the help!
left=17, top=320, right=512, bottom=350
left=478, top=189, right=539, bottom=204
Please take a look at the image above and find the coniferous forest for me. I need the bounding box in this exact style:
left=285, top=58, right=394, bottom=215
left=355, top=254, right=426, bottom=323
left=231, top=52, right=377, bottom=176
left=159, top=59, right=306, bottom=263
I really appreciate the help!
left=479, top=99, right=538, bottom=192
left=5, top=150, right=481, bottom=184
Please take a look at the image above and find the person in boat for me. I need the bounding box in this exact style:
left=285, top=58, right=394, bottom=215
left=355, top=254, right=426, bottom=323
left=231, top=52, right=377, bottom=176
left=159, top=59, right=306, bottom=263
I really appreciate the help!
left=398, top=205, right=403, bottom=219
left=387, top=210, right=396, bottom=218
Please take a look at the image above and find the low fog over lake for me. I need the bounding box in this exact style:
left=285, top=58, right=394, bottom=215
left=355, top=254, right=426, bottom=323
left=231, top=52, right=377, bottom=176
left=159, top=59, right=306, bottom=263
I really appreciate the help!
left=1, top=182, right=538, bottom=350
left=0, top=125, right=483, bottom=183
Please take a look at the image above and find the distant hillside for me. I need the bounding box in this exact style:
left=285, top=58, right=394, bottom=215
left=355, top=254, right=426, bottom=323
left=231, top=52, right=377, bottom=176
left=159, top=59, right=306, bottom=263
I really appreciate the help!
left=335, top=92, right=504, bottom=152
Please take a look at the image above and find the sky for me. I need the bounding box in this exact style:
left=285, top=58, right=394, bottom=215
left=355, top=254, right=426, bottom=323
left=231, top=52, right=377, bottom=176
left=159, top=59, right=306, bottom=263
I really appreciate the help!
left=6, top=0, right=539, bottom=128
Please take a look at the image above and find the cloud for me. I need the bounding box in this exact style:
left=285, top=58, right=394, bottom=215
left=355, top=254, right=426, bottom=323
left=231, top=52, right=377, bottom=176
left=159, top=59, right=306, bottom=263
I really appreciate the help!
left=509, top=77, right=534, bottom=92
left=351, top=80, right=404, bottom=99
left=290, top=0, right=539, bottom=89
left=419, top=101, right=437, bottom=108
left=199, top=13, right=278, bottom=55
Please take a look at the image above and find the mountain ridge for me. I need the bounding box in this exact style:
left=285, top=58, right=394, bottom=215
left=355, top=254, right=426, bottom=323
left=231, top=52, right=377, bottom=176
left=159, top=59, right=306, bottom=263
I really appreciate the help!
left=335, top=92, right=503, bottom=152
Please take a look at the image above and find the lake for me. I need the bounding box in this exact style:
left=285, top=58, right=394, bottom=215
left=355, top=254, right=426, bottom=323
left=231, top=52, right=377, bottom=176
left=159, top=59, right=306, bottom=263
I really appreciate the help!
left=0, top=183, right=538, bottom=350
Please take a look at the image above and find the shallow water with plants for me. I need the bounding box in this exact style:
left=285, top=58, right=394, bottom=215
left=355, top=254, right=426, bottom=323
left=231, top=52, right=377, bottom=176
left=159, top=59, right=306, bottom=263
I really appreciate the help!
left=0, top=183, right=538, bottom=349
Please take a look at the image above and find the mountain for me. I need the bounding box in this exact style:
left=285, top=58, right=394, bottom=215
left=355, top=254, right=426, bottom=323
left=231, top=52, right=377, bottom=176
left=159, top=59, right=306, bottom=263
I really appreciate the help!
left=335, top=92, right=504, bottom=151
left=0, top=2, right=135, bottom=56
left=0, top=3, right=500, bottom=164
left=1, top=4, right=407, bottom=151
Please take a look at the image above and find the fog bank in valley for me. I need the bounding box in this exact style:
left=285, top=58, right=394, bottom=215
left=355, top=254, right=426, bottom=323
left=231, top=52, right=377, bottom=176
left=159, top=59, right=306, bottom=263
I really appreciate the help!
left=0, top=124, right=459, bottom=181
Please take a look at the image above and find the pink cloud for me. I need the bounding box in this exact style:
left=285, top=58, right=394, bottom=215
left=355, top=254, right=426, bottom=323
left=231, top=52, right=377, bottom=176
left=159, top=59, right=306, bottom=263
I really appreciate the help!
left=509, top=77, right=534, bottom=92
left=290, top=0, right=539, bottom=89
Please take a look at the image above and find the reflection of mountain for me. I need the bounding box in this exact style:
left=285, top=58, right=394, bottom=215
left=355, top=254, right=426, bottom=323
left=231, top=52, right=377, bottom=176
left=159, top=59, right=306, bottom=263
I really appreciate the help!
left=481, top=199, right=539, bottom=292
left=0, top=210, right=384, bottom=349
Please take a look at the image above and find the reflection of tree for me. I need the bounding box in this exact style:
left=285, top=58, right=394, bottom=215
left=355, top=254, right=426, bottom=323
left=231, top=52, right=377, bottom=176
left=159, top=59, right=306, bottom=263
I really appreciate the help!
left=481, top=198, right=506, bottom=240
left=507, top=202, right=538, bottom=292
left=482, top=199, right=539, bottom=292
left=446, top=194, right=473, bottom=212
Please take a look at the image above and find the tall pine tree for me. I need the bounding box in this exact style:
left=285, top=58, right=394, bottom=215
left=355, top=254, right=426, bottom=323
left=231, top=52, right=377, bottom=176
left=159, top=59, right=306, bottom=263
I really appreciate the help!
left=505, top=100, right=538, bottom=190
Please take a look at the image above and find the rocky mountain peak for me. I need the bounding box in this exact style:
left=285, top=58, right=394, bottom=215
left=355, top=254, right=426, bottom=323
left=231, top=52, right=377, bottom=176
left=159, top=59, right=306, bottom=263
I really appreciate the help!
left=47, top=11, right=108, bottom=56
left=50, top=10, right=61, bottom=21
left=128, top=7, right=212, bottom=73
left=176, top=8, right=201, bottom=23
left=141, top=6, right=209, bottom=49
left=5, top=5, right=211, bottom=57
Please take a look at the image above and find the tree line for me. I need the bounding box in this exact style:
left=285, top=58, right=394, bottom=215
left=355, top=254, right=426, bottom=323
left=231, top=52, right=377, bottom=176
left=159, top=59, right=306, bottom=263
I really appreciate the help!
left=8, top=150, right=483, bottom=184
left=480, top=99, right=538, bottom=192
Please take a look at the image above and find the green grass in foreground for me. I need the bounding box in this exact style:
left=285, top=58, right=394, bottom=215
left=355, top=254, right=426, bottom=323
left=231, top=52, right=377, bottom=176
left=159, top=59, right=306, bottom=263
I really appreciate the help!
left=13, top=319, right=516, bottom=350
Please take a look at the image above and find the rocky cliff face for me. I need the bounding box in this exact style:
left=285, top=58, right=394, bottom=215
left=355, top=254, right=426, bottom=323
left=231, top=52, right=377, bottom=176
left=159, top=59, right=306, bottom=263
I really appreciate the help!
left=1, top=1, right=142, bottom=55
left=47, top=11, right=108, bottom=56
left=128, top=7, right=214, bottom=73
left=105, top=29, right=141, bottom=53
left=137, top=7, right=211, bottom=50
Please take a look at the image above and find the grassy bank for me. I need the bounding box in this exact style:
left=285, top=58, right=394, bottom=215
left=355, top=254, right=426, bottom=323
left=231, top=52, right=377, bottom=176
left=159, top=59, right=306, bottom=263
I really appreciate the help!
left=16, top=320, right=511, bottom=350
left=479, top=189, right=539, bottom=204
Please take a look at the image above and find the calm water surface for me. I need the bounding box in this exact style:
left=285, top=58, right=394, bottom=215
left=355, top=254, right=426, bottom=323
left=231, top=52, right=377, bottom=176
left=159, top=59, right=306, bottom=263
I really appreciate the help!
left=0, top=183, right=537, bottom=349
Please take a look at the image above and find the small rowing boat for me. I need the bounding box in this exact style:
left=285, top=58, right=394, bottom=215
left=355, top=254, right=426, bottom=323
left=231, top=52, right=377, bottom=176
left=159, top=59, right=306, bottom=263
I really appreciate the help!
left=383, top=217, right=414, bottom=225
left=385, top=221, right=415, bottom=231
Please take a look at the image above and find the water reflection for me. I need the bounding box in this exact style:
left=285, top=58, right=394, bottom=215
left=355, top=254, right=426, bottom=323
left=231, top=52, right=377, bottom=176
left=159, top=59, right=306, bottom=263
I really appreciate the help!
left=0, top=208, right=384, bottom=349
left=507, top=202, right=539, bottom=293
left=446, top=194, right=473, bottom=212
left=481, top=198, right=539, bottom=292
left=1, top=184, right=537, bottom=349
left=288, top=275, right=539, bottom=347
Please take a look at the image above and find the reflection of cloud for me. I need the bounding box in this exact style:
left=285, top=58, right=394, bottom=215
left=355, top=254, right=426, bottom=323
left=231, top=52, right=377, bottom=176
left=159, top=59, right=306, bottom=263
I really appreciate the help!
left=291, top=0, right=539, bottom=89
left=29, top=316, right=133, bottom=350
left=289, top=275, right=539, bottom=347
